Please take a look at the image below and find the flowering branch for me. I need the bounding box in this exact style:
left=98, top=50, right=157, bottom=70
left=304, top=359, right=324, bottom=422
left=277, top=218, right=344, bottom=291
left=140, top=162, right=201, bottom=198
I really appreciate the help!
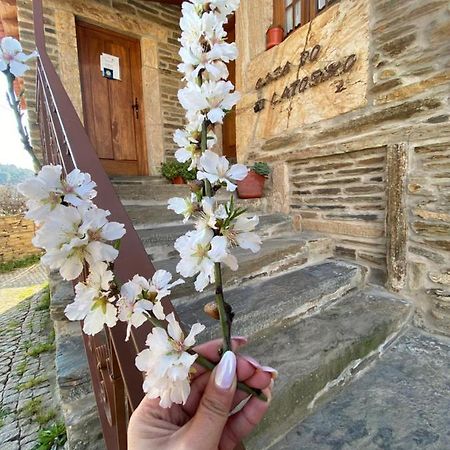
left=1, top=37, right=40, bottom=172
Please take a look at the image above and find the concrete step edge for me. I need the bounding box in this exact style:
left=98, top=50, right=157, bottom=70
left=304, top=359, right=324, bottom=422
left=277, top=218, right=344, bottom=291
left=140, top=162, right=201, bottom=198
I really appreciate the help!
left=245, top=287, right=413, bottom=449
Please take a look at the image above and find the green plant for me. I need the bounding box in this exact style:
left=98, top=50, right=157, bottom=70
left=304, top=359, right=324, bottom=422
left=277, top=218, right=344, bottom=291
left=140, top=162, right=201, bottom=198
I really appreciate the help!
left=33, top=422, right=67, bottom=450
left=36, top=290, right=51, bottom=311
left=20, top=397, right=42, bottom=418
left=16, top=360, right=28, bottom=376
left=179, top=162, right=197, bottom=181
left=27, top=342, right=55, bottom=357
left=0, top=407, right=11, bottom=428
left=0, top=254, right=41, bottom=273
left=161, top=160, right=197, bottom=181
left=17, top=375, right=48, bottom=392
left=251, top=162, right=270, bottom=177
left=37, top=409, right=57, bottom=425
left=161, top=160, right=181, bottom=180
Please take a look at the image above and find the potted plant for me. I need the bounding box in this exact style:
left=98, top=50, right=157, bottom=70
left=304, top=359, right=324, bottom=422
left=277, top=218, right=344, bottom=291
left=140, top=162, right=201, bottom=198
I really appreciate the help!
left=266, top=25, right=284, bottom=50
left=237, top=162, right=270, bottom=199
left=161, top=160, right=197, bottom=184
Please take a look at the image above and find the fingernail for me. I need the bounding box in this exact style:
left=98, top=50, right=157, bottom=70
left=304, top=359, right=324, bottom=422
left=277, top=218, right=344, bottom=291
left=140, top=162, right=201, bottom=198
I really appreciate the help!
left=215, top=351, right=236, bottom=390
left=261, top=365, right=279, bottom=379
left=242, top=355, right=262, bottom=369
left=231, top=336, right=248, bottom=344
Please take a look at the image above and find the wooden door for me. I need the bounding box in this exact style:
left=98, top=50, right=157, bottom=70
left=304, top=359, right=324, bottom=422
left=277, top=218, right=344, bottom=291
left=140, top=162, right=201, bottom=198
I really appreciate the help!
left=222, top=17, right=237, bottom=160
left=76, top=22, right=148, bottom=176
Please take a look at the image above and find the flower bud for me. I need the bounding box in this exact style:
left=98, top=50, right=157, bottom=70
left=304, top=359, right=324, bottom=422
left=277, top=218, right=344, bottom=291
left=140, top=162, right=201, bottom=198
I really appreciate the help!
left=188, top=180, right=203, bottom=193
left=204, top=302, right=220, bottom=320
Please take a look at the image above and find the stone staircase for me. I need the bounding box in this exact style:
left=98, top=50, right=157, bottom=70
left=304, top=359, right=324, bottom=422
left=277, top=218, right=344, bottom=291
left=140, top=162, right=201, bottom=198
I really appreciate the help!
left=111, top=176, right=449, bottom=450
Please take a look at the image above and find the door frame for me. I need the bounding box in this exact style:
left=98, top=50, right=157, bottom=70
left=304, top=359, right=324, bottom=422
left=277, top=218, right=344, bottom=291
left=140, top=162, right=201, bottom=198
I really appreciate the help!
left=76, top=20, right=149, bottom=176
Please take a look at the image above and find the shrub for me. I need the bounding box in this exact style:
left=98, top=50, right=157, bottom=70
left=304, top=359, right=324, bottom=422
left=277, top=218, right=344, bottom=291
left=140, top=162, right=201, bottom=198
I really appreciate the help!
left=161, top=160, right=197, bottom=181
left=252, top=162, right=270, bottom=177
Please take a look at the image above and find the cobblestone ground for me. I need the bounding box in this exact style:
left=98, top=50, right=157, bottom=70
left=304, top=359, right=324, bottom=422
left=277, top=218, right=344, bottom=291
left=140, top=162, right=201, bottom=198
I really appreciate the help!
left=0, top=265, right=64, bottom=450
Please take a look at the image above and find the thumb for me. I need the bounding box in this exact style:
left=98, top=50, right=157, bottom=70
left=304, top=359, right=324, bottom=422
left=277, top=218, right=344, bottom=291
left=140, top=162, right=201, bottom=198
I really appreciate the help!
left=187, top=351, right=237, bottom=449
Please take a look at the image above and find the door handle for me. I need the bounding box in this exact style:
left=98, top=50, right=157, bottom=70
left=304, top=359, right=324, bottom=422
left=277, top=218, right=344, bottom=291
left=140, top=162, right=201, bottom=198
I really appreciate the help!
left=132, top=97, right=139, bottom=119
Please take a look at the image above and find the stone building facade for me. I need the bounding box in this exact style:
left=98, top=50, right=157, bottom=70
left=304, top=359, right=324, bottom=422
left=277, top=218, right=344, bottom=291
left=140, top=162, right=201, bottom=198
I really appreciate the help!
left=16, top=0, right=184, bottom=172
left=235, top=0, right=450, bottom=334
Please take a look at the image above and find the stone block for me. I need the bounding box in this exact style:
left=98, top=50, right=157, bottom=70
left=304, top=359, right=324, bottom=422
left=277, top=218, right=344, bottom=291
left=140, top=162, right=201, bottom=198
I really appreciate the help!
left=49, top=271, right=74, bottom=322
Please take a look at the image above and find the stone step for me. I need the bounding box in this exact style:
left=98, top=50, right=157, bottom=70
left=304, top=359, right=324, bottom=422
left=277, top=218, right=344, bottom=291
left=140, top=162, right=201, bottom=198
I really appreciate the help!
left=125, top=204, right=180, bottom=227
left=111, top=175, right=168, bottom=185
left=269, top=327, right=448, bottom=450
left=243, top=287, right=412, bottom=450
left=139, top=214, right=295, bottom=260
left=113, top=183, right=187, bottom=202
left=155, top=235, right=334, bottom=299
left=174, top=260, right=367, bottom=340
left=124, top=202, right=275, bottom=228
left=121, top=195, right=272, bottom=214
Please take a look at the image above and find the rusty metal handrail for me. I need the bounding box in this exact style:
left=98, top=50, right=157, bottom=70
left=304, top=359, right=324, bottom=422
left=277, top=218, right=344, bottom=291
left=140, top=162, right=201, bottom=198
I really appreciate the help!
left=32, top=1, right=176, bottom=448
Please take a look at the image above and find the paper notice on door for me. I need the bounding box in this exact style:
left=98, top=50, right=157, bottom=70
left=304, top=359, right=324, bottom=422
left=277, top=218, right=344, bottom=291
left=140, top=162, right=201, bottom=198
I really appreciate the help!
left=100, top=53, right=121, bottom=80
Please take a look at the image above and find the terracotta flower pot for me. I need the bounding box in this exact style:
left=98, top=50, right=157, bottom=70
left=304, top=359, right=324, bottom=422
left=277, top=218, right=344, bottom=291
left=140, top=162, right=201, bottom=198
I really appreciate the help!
left=266, top=26, right=284, bottom=50
left=172, top=176, right=186, bottom=185
left=237, top=171, right=266, bottom=199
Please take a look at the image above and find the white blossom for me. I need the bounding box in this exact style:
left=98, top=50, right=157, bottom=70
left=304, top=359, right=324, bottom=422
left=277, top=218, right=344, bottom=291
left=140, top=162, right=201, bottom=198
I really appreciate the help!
left=0, top=36, right=37, bottom=77
left=189, top=0, right=241, bottom=21
left=197, top=150, right=248, bottom=191
left=223, top=215, right=262, bottom=253
left=195, top=197, right=227, bottom=230
left=175, top=228, right=236, bottom=291
left=35, top=205, right=125, bottom=280
left=178, top=10, right=237, bottom=82
left=118, top=270, right=184, bottom=340
left=64, top=262, right=117, bottom=336
left=135, top=312, right=205, bottom=408
left=178, top=80, right=240, bottom=124
left=118, top=277, right=155, bottom=341
left=168, top=194, right=198, bottom=223
left=18, top=165, right=97, bottom=223
left=174, top=119, right=217, bottom=169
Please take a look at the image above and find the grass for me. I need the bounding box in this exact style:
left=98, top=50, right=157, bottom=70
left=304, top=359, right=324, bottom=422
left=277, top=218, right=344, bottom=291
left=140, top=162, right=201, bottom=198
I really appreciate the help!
left=20, top=398, right=56, bottom=425
left=0, top=407, right=11, bottom=428
left=20, top=397, right=42, bottom=418
left=34, top=422, right=67, bottom=450
left=36, top=409, right=57, bottom=426
left=27, top=342, right=55, bottom=357
left=36, top=290, right=50, bottom=311
left=17, top=375, right=48, bottom=392
left=0, top=254, right=41, bottom=274
left=16, top=360, right=28, bottom=376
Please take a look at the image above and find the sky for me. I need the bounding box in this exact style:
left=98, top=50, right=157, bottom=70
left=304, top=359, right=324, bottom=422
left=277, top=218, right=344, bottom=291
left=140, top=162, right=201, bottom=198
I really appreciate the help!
left=0, top=74, right=34, bottom=170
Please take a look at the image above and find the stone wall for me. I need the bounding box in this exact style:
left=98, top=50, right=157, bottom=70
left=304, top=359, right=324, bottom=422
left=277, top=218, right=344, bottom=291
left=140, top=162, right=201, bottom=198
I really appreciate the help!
left=16, top=0, right=184, bottom=171
left=235, top=0, right=450, bottom=333
left=0, top=215, right=41, bottom=263
left=290, top=146, right=387, bottom=281
left=407, top=143, right=450, bottom=333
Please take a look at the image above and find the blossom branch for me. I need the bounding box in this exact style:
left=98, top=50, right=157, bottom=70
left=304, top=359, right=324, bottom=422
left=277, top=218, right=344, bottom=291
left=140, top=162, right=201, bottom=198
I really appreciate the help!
left=144, top=312, right=266, bottom=402
left=1, top=37, right=41, bottom=172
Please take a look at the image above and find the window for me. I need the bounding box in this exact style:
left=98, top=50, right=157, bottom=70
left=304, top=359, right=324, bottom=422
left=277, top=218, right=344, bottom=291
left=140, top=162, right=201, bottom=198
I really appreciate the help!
left=274, top=0, right=337, bottom=36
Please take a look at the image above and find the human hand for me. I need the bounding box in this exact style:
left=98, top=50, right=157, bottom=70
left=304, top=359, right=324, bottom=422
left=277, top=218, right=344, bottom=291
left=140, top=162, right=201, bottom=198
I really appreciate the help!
left=128, top=337, right=276, bottom=450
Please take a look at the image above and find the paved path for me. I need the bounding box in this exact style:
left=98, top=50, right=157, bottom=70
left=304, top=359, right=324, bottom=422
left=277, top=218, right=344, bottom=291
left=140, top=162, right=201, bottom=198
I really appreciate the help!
left=274, top=327, right=450, bottom=450
left=0, top=264, right=48, bottom=289
left=0, top=266, right=64, bottom=450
